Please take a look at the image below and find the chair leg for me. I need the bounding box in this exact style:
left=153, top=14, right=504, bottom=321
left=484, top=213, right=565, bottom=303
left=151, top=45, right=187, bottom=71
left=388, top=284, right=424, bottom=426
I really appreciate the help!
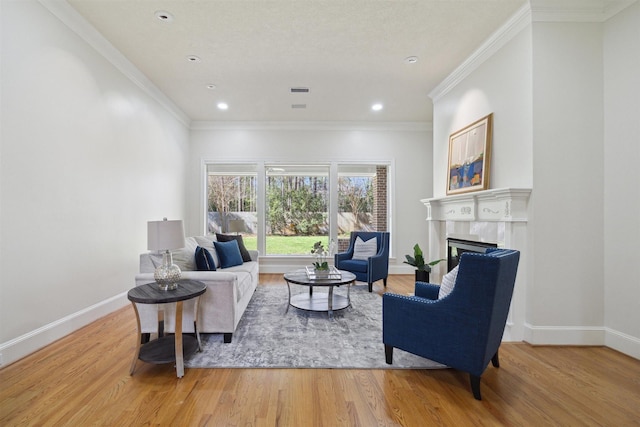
left=470, top=375, right=482, bottom=400
left=224, top=333, right=232, bottom=343
left=368, top=282, right=373, bottom=292
left=385, top=344, right=393, bottom=364
left=383, top=277, right=387, bottom=287
left=492, top=350, right=500, bottom=368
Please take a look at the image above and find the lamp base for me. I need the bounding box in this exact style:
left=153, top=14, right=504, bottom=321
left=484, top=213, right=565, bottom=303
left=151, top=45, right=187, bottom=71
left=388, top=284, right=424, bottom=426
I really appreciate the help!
left=156, top=281, right=179, bottom=291
left=154, top=251, right=181, bottom=291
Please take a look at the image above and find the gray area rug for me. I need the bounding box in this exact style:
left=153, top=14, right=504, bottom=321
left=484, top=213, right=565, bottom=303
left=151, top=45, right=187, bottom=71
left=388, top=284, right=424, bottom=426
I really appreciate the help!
left=186, top=284, right=446, bottom=369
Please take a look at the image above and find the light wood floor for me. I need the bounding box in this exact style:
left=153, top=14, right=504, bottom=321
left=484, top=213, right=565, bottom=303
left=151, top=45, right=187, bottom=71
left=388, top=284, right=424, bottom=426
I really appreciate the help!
left=1, top=274, right=639, bottom=426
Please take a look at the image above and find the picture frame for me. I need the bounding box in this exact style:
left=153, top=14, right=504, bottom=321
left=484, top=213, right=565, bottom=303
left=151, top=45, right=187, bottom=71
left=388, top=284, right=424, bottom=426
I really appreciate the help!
left=446, top=113, right=493, bottom=195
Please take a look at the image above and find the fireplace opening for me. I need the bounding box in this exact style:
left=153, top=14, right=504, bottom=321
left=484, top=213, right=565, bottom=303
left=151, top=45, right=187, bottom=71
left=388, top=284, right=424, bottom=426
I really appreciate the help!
left=447, top=237, right=498, bottom=272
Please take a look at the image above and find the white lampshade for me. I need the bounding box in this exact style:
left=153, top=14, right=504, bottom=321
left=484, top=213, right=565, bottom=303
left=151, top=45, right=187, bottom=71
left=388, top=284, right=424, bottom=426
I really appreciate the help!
left=228, top=219, right=245, bottom=234
left=147, top=219, right=185, bottom=251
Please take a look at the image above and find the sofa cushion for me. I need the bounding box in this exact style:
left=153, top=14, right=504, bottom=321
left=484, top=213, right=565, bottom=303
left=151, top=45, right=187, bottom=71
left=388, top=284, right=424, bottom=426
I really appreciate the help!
left=214, top=240, right=244, bottom=268
left=438, top=265, right=459, bottom=299
left=194, top=235, right=220, bottom=268
left=195, top=246, right=216, bottom=271
left=352, top=236, right=377, bottom=260
left=216, top=233, right=252, bottom=262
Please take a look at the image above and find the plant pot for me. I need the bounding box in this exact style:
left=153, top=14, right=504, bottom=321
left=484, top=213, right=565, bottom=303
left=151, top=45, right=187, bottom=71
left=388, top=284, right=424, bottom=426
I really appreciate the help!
left=314, top=269, right=330, bottom=279
left=415, top=270, right=430, bottom=283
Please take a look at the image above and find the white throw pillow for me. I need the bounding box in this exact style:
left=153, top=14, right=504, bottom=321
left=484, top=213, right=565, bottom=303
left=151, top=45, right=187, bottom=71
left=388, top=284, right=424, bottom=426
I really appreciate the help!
left=352, top=236, right=378, bottom=260
left=171, top=237, right=198, bottom=271
left=438, top=265, right=459, bottom=299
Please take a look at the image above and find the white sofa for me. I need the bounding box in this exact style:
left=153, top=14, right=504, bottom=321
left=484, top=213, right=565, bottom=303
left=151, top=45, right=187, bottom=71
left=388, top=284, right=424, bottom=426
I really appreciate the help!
left=135, top=235, right=259, bottom=343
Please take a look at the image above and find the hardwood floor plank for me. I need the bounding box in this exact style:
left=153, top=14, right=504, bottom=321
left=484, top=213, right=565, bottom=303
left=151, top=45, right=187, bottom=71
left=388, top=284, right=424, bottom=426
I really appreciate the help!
left=1, top=274, right=639, bottom=426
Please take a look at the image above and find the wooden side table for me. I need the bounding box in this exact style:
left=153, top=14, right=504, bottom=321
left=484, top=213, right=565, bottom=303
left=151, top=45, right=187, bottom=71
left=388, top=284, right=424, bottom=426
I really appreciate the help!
left=127, top=280, right=206, bottom=378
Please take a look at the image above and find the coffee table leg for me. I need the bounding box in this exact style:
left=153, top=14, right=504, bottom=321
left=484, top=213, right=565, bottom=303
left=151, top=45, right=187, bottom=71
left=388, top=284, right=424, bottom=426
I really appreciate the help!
left=175, top=301, right=184, bottom=378
left=328, top=285, right=334, bottom=317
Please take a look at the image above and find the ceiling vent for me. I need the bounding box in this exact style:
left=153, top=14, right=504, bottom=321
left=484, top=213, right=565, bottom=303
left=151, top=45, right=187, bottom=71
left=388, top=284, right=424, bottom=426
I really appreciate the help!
left=290, top=87, right=309, bottom=93
left=291, top=104, right=307, bottom=109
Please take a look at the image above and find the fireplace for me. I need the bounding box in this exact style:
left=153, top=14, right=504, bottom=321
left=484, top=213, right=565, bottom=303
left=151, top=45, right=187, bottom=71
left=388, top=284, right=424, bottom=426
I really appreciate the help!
left=421, top=188, right=531, bottom=341
left=447, top=237, right=498, bottom=272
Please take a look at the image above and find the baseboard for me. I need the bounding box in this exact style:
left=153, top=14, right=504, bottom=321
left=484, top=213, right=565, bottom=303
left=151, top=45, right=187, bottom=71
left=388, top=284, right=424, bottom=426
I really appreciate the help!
left=522, top=323, right=640, bottom=360
left=523, top=323, right=606, bottom=346
left=0, top=292, right=129, bottom=367
left=605, top=328, right=640, bottom=360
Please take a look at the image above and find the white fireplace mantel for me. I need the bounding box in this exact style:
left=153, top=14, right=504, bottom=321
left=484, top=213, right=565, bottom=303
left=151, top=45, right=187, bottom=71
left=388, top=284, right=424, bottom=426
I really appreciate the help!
left=420, top=188, right=532, bottom=223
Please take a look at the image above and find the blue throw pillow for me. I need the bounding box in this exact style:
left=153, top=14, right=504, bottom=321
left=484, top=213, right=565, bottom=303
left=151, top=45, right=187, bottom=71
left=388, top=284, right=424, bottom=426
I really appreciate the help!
left=216, top=233, right=252, bottom=262
left=195, top=246, right=216, bottom=271
left=214, top=240, right=244, bottom=268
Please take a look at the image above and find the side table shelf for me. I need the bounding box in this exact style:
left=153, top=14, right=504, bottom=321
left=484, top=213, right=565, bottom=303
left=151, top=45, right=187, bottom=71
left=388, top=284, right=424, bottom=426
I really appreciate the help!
left=138, top=335, right=200, bottom=365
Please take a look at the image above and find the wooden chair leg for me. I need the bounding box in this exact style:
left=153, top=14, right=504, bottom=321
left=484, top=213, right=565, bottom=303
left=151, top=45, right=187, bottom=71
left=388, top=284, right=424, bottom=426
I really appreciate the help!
left=368, top=282, right=373, bottom=292
left=385, top=344, right=393, bottom=364
left=383, top=277, right=387, bottom=287
left=492, top=350, right=500, bottom=368
left=470, top=375, right=482, bottom=400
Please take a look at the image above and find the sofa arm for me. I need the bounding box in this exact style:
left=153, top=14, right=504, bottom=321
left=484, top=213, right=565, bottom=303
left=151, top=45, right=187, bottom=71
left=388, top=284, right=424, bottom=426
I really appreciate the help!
left=248, top=250, right=259, bottom=262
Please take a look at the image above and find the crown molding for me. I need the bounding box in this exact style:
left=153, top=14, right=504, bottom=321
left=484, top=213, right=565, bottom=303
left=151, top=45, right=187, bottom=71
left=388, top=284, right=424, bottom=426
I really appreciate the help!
left=530, top=0, right=638, bottom=22
left=189, top=121, right=432, bottom=132
left=428, top=3, right=532, bottom=102
left=38, top=0, right=190, bottom=127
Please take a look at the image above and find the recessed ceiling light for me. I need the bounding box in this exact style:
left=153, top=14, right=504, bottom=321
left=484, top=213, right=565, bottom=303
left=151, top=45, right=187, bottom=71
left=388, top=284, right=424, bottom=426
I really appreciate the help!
left=291, top=104, right=307, bottom=109
left=371, top=103, right=383, bottom=111
left=206, top=84, right=217, bottom=90
left=187, top=55, right=201, bottom=63
left=154, top=10, right=174, bottom=22
left=404, top=56, right=419, bottom=64
left=217, top=102, right=229, bottom=110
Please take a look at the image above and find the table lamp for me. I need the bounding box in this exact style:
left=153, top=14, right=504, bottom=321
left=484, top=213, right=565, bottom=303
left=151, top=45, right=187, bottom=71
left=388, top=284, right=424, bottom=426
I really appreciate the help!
left=228, top=219, right=245, bottom=235
left=148, top=218, right=185, bottom=290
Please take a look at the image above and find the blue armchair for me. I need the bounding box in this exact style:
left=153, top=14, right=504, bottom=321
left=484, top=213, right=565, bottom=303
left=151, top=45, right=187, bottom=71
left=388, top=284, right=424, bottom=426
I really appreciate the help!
left=383, top=248, right=520, bottom=400
left=334, top=231, right=390, bottom=292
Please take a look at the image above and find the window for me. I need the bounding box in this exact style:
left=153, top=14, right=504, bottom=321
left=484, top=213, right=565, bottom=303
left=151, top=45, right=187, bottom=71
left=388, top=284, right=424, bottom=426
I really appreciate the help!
left=266, top=165, right=329, bottom=255
left=205, top=162, right=389, bottom=256
left=338, top=164, right=375, bottom=237
left=206, top=164, right=257, bottom=250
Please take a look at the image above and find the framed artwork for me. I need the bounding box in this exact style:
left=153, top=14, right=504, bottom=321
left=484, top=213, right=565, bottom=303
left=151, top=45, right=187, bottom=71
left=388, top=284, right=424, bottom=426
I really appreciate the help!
left=446, top=113, right=493, bottom=195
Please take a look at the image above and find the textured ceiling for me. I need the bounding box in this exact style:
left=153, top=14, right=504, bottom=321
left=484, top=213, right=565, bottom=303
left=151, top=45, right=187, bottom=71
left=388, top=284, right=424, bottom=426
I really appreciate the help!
left=67, top=0, right=527, bottom=122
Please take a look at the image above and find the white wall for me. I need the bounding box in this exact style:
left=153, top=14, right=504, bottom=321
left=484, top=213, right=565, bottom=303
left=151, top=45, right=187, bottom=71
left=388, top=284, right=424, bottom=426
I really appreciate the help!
left=432, top=29, right=533, bottom=197
left=432, top=3, right=639, bottom=358
left=529, top=21, right=605, bottom=340
left=0, top=0, right=189, bottom=365
left=603, top=2, right=640, bottom=358
left=187, top=123, right=433, bottom=272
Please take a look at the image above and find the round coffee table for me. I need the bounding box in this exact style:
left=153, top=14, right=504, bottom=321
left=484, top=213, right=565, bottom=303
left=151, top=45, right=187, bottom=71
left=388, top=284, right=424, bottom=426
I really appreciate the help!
left=283, top=269, right=356, bottom=316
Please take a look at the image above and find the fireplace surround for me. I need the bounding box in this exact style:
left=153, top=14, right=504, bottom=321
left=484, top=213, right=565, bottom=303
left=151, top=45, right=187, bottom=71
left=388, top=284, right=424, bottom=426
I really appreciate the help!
left=421, top=188, right=531, bottom=341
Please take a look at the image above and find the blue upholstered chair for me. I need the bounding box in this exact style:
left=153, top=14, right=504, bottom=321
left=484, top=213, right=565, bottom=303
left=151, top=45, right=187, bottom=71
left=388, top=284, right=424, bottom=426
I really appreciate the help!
left=383, top=248, right=520, bottom=400
left=334, top=231, right=390, bottom=292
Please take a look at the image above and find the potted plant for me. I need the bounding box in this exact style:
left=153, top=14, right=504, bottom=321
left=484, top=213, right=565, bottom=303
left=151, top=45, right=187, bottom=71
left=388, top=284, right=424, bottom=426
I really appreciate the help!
left=311, top=241, right=330, bottom=278
left=404, top=243, right=445, bottom=282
